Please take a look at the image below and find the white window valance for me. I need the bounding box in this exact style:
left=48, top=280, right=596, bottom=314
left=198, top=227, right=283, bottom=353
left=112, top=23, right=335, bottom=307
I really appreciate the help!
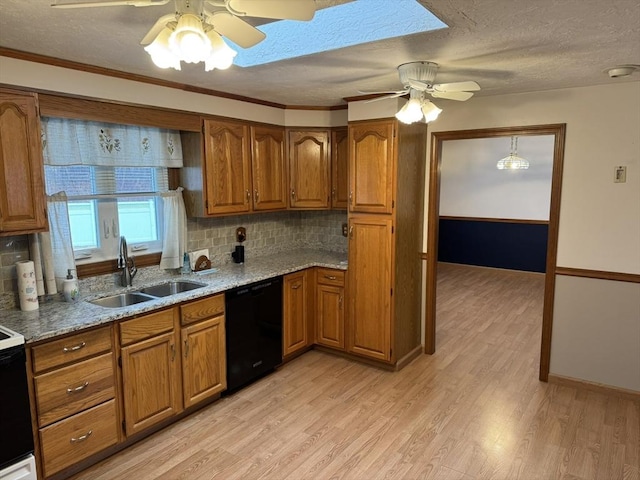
left=41, top=117, right=183, bottom=168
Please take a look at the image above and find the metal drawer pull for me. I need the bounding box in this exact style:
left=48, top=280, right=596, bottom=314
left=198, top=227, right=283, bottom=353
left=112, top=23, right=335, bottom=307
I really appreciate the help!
left=324, top=275, right=337, bottom=280
left=70, top=430, right=92, bottom=444
left=67, top=381, right=89, bottom=394
left=63, top=342, right=86, bottom=353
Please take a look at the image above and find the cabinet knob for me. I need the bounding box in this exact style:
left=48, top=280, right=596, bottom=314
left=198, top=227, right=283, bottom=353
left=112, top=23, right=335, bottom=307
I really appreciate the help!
left=331, top=188, right=336, bottom=198
left=349, top=225, right=354, bottom=238
left=254, top=189, right=259, bottom=203
left=349, top=191, right=353, bottom=204
left=184, top=339, right=189, bottom=358
left=171, top=343, right=176, bottom=361
left=339, top=295, right=343, bottom=309
left=290, top=189, right=296, bottom=200
left=324, top=275, right=337, bottom=280
left=246, top=190, right=251, bottom=203
left=292, top=283, right=301, bottom=290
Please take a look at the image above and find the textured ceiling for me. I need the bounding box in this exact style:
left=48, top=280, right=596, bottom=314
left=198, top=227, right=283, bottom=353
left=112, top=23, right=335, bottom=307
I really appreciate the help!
left=1, top=0, right=639, bottom=106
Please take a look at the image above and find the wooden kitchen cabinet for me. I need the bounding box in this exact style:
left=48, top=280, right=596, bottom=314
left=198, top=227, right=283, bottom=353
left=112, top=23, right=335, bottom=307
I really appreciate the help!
left=180, top=294, right=227, bottom=408
left=0, top=89, right=47, bottom=235
left=348, top=120, right=395, bottom=214
left=346, top=119, right=426, bottom=367
left=29, top=325, right=119, bottom=478
left=287, top=130, right=330, bottom=209
left=315, top=268, right=346, bottom=350
left=331, top=127, right=349, bottom=209
left=120, top=309, right=181, bottom=436
left=202, top=118, right=252, bottom=215
left=283, top=270, right=310, bottom=356
left=250, top=125, right=287, bottom=211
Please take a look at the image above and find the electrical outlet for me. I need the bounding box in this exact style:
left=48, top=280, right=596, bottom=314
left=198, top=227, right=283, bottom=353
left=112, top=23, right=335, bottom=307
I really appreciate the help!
left=614, top=166, right=627, bottom=183
left=342, top=223, right=348, bottom=237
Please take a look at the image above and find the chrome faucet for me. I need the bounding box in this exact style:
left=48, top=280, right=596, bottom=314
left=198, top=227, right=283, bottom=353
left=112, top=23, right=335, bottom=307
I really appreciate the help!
left=117, top=236, right=137, bottom=287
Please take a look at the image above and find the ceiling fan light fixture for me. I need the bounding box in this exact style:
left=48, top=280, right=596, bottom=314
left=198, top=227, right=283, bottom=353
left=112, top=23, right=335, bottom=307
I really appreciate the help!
left=421, top=100, right=442, bottom=123
left=204, top=30, right=237, bottom=71
left=396, top=98, right=424, bottom=124
left=144, top=27, right=181, bottom=70
left=170, top=13, right=211, bottom=63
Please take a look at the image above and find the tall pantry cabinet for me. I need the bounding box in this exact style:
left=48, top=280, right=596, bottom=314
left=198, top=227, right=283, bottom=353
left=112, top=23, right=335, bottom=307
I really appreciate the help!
left=347, top=118, right=426, bottom=366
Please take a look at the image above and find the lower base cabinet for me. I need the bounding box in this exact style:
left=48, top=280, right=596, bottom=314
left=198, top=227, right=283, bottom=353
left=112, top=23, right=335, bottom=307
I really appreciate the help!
left=39, top=399, right=118, bottom=477
left=283, top=270, right=310, bottom=356
left=315, top=268, right=346, bottom=350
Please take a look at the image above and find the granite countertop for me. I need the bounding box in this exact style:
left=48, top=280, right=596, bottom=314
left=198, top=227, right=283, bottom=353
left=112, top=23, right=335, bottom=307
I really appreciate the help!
left=1, top=250, right=347, bottom=344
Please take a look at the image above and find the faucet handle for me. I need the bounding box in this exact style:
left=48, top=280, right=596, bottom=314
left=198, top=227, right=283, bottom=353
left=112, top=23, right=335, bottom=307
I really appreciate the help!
left=129, top=256, right=137, bottom=279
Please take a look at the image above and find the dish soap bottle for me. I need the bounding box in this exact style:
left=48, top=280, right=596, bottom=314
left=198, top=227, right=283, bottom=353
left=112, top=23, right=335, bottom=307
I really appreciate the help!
left=63, top=269, right=80, bottom=303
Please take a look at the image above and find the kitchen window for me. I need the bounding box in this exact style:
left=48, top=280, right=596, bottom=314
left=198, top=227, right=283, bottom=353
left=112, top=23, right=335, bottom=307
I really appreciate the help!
left=44, top=165, right=168, bottom=262
left=41, top=117, right=183, bottom=265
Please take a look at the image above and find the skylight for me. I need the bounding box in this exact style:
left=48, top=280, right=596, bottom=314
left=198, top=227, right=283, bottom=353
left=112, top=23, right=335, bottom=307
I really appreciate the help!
left=230, top=0, right=448, bottom=67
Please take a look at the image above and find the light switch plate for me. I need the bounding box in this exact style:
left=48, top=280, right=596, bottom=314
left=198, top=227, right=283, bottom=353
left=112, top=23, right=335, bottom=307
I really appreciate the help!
left=614, top=166, right=627, bottom=183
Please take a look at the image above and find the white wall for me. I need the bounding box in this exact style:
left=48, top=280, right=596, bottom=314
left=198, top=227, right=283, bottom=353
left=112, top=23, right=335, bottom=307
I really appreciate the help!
left=426, top=82, right=640, bottom=391
left=0, top=56, right=347, bottom=128
left=440, top=135, right=554, bottom=220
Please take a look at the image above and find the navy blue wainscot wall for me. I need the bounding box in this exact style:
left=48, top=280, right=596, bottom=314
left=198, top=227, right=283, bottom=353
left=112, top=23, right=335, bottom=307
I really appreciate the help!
left=437, top=217, right=548, bottom=273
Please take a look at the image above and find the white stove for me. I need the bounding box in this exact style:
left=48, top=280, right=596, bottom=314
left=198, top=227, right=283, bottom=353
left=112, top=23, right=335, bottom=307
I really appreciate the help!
left=0, top=324, right=25, bottom=351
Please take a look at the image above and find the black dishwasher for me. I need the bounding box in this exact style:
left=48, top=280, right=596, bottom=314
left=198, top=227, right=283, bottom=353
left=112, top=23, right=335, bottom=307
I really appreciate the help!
left=225, top=276, right=283, bottom=392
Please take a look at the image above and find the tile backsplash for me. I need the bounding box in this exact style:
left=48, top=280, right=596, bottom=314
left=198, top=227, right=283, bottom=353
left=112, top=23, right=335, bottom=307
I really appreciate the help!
left=0, top=210, right=347, bottom=309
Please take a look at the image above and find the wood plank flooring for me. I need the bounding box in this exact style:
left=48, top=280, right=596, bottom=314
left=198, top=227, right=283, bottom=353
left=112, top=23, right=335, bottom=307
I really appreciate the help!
left=70, top=263, right=640, bottom=480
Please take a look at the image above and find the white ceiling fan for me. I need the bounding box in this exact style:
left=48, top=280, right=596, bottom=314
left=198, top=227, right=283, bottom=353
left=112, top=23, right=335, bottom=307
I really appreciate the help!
left=361, top=61, right=481, bottom=102
left=51, top=0, right=317, bottom=70
left=359, top=61, right=481, bottom=124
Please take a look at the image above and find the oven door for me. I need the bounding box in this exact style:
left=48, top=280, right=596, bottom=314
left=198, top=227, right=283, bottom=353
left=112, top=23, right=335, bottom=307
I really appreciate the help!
left=0, top=344, right=34, bottom=471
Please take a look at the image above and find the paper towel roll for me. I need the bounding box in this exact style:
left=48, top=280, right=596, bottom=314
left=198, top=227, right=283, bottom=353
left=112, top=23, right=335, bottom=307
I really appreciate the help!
left=29, top=234, right=45, bottom=297
left=16, top=260, right=39, bottom=311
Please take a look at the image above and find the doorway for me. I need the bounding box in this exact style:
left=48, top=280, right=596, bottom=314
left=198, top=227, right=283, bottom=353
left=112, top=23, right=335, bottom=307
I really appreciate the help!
left=424, top=124, right=566, bottom=381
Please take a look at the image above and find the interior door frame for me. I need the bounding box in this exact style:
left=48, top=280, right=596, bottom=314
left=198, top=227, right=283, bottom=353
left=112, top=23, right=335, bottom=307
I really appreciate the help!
left=424, top=124, right=566, bottom=382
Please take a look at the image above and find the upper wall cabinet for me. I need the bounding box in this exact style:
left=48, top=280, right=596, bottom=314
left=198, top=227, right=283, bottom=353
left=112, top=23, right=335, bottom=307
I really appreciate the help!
left=287, top=130, right=330, bottom=209
left=203, top=119, right=252, bottom=215
left=0, top=89, right=48, bottom=236
left=349, top=120, right=396, bottom=214
left=250, top=125, right=287, bottom=211
left=331, top=127, right=349, bottom=209
left=181, top=119, right=287, bottom=217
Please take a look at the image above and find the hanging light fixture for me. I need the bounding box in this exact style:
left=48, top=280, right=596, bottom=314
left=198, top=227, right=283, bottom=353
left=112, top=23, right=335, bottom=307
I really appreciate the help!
left=395, top=90, right=442, bottom=124
left=143, top=13, right=237, bottom=71
left=497, top=136, right=530, bottom=170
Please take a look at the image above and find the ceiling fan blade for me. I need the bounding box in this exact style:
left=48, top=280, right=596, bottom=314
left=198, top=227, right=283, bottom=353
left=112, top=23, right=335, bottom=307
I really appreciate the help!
left=432, top=81, right=481, bottom=92
left=364, top=92, right=409, bottom=103
left=358, top=89, right=408, bottom=95
left=430, top=91, right=474, bottom=101
left=225, top=0, right=316, bottom=21
left=140, top=13, right=176, bottom=45
left=209, top=11, right=266, bottom=48
left=51, top=0, right=169, bottom=8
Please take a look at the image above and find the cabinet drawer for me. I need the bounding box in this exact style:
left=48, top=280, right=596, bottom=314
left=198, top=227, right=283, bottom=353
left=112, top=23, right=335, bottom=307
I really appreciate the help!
left=31, top=326, right=112, bottom=373
left=35, top=353, right=115, bottom=427
left=120, top=308, right=175, bottom=346
left=181, top=294, right=224, bottom=326
left=40, top=399, right=118, bottom=478
left=316, top=268, right=345, bottom=287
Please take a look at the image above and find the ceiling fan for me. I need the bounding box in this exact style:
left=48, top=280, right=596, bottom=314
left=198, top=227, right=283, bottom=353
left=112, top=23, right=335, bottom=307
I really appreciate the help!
left=359, top=61, right=481, bottom=124
left=51, top=0, right=317, bottom=70
left=361, top=61, right=481, bottom=102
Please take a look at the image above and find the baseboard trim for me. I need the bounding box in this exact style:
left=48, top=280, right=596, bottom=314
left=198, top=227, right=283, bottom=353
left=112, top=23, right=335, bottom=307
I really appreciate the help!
left=395, top=345, right=423, bottom=371
left=548, top=374, right=640, bottom=401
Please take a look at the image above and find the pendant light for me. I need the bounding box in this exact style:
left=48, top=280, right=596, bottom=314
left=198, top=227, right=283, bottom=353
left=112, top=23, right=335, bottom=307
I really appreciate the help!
left=497, top=136, right=529, bottom=170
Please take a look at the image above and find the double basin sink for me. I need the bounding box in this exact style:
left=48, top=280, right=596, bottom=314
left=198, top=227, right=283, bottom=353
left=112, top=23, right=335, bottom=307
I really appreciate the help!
left=89, top=280, right=206, bottom=308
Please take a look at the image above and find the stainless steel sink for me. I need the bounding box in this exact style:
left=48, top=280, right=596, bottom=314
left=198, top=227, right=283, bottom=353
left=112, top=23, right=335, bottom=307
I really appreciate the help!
left=89, top=292, right=157, bottom=308
left=137, top=280, right=206, bottom=298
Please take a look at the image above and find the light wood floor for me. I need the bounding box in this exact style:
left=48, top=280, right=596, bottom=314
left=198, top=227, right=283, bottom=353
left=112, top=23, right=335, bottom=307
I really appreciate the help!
left=71, top=263, right=640, bottom=480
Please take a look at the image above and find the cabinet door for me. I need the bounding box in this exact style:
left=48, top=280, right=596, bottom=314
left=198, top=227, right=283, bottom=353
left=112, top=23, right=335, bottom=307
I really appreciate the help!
left=316, top=284, right=345, bottom=350
left=347, top=216, right=393, bottom=362
left=331, top=127, right=349, bottom=209
left=283, top=270, right=308, bottom=356
left=288, top=130, right=330, bottom=209
left=0, top=90, right=47, bottom=235
left=181, top=316, right=226, bottom=408
left=121, top=331, right=181, bottom=435
left=349, top=120, right=395, bottom=214
left=251, top=125, right=287, bottom=211
left=203, top=119, right=252, bottom=215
